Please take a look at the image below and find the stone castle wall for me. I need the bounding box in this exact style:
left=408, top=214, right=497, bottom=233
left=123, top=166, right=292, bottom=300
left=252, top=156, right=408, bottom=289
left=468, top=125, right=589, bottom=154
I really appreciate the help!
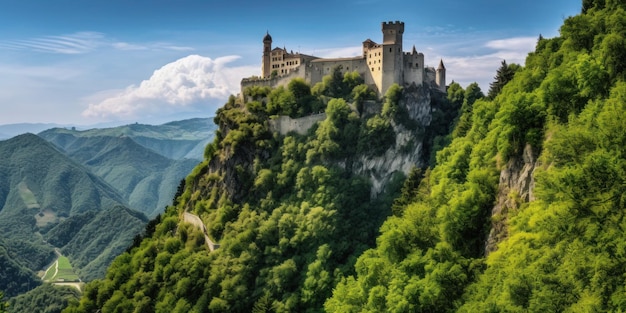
left=241, top=66, right=307, bottom=93
left=268, top=113, right=327, bottom=135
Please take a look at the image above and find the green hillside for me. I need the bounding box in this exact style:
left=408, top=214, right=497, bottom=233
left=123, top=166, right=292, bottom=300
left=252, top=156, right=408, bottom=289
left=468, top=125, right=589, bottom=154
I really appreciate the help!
left=9, top=284, right=80, bottom=313
left=65, top=67, right=459, bottom=311
left=326, top=1, right=626, bottom=312
left=41, top=135, right=197, bottom=217
left=39, top=118, right=216, bottom=160
left=64, top=1, right=626, bottom=312
left=0, top=134, right=146, bottom=297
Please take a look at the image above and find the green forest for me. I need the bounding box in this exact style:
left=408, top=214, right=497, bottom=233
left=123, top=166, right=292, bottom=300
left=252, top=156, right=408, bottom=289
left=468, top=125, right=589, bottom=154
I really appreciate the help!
left=60, top=1, right=626, bottom=312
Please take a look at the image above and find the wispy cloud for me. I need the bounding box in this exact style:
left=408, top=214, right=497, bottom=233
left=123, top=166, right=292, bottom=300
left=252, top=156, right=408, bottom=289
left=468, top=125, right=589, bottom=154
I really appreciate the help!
left=0, top=32, right=194, bottom=54
left=82, top=55, right=256, bottom=120
left=0, top=32, right=105, bottom=54
left=153, top=44, right=195, bottom=52
left=112, top=42, right=148, bottom=51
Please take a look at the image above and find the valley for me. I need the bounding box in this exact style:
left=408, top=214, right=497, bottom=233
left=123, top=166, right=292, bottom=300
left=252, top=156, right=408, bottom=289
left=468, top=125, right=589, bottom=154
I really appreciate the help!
left=0, top=118, right=216, bottom=309
left=40, top=251, right=84, bottom=293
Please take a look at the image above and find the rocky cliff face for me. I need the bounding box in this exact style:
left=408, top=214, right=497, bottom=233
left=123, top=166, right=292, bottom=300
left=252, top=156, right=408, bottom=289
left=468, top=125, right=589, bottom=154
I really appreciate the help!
left=354, top=84, right=437, bottom=196
left=485, top=144, right=537, bottom=255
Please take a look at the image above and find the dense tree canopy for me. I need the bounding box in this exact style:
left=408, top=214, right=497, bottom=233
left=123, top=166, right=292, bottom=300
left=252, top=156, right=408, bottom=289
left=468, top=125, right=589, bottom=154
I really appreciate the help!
left=326, top=2, right=626, bottom=312
left=62, top=2, right=626, bottom=312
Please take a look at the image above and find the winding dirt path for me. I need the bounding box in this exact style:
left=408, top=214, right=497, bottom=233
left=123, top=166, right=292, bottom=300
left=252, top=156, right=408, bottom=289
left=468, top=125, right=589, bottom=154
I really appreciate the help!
left=42, top=248, right=61, bottom=282
left=183, top=212, right=220, bottom=251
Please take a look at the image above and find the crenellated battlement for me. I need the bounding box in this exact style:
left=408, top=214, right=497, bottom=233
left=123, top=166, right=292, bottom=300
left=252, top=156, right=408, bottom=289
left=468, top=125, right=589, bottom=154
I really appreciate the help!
left=382, top=21, right=404, bottom=27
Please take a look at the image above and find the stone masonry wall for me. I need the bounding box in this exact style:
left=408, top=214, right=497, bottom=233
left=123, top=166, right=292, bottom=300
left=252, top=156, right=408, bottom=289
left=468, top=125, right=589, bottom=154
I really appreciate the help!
left=268, top=113, right=327, bottom=136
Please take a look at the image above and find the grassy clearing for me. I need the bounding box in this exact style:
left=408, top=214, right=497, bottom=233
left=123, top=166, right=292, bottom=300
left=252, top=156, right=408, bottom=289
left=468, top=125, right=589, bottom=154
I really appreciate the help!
left=42, top=255, right=80, bottom=282
left=35, top=209, right=58, bottom=228
left=56, top=256, right=80, bottom=281
left=18, top=181, right=40, bottom=209
left=42, top=260, right=57, bottom=281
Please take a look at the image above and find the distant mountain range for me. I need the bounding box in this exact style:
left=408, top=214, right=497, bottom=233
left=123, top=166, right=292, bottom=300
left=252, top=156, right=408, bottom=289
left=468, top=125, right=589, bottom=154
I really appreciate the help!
left=39, top=118, right=215, bottom=160
left=0, top=117, right=216, bottom=298
left=38, top=117, right=216, bottom=217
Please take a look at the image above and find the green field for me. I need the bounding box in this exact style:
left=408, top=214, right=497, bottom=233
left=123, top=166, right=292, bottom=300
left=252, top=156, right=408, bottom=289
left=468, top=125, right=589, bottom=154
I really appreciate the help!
left=42, top=255, right=80, bottom=282
left=17, top=181, right=40, bottom=209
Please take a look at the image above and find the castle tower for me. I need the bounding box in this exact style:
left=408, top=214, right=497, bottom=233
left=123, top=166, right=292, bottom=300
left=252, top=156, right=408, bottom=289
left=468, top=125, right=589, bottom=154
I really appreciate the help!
left=382, top=21, right=404, bottom=45
left=262, top=32, right=272, bottom=78
left=381, top=21, right=404, bottom=95
left=436, top=59, right=446, bottom=92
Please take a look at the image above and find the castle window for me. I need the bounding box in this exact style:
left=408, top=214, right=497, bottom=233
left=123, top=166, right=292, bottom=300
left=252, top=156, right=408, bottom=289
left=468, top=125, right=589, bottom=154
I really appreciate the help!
left=389, top=48, right=392, bottom=52
left=346, top=67, right=349, bottom=70
left=371, top=67, right=374, bottom=71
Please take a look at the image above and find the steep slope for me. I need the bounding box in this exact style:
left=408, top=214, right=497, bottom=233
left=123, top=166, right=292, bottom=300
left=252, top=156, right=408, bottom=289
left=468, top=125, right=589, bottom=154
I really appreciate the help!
left=0, top=134, right=146, bottom=297
left=66, top=72, right=457, bottom=312
left=39, top=117, right=216, bottom=160
left=43, top=135, right=197, bottom=217
left=326, top=1, right=626, bottom=312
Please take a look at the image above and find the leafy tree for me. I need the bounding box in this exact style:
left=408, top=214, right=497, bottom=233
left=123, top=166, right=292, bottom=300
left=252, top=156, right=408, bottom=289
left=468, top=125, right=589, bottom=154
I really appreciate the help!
left=599, top=32, right=626, bottom=80
left=446, top=81, right=465, bottom=108
left=452, top=82, right=484, bottom=138
left=342, top=71, right=364, bottom=95
left=351, top=84, right=377, bottom=115
left=288, top=78, right=316, bottom=116
left=267, top=86, right=297, bottom=117
left=390, top=167, right=424, bottom=216
left=357, top=114, right=394, bottom=156
left=308, top=98, right=360, bottom=162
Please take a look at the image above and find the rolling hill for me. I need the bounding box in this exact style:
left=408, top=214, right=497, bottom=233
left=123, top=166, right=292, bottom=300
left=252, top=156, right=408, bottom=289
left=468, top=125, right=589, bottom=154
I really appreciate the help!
left=38, top=135, right=198, bottom=217
left=37, top=118, right=216, bottom=217
left=0, top=134, right=147, bottom=297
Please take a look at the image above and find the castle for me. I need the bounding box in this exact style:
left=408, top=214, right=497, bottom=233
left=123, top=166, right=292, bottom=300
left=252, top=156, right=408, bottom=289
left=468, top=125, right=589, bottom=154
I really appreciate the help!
left=241, top=21, right=446, bottom=96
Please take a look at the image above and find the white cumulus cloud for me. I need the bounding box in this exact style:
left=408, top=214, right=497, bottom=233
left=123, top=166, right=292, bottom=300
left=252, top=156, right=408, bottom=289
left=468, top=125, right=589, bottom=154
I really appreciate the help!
left=82, top=55, right=257, bottom=119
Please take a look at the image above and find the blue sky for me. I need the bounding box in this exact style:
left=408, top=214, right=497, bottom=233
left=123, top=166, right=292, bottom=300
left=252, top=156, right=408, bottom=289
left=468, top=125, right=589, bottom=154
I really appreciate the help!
left=0, top=0, right=581, bottom=126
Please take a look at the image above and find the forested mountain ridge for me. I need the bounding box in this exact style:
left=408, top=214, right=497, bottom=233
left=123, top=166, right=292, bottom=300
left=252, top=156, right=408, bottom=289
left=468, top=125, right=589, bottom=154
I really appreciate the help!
left=63, top=1, right=626, bottom=312
left=325, top=0, right=626, bottom=311
left=64, top=65, right=462, bottom=311
left=37, top=134, right=198, bottom=217
left=0, top=134, right=147, bottom=299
